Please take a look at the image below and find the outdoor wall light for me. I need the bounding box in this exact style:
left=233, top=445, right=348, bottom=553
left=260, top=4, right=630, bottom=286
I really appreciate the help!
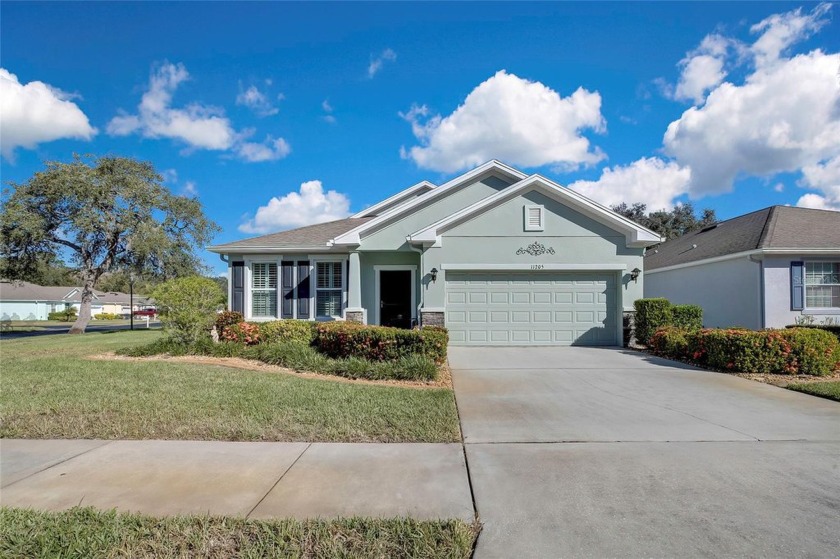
left=430, top=268, right=438, bottom=283
left=630, top=268, right=641, bottom=283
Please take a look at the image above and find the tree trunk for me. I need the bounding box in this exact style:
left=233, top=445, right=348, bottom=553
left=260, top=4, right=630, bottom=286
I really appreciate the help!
left=68, top=279, right=95, bottom=334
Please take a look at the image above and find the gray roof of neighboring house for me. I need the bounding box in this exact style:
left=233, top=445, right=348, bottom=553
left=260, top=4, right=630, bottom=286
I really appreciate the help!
left=0, top=280, right=148, bottom=304
left=209, top=217, right=373, bottom=251
left=645, top=206, right=840, bottom=270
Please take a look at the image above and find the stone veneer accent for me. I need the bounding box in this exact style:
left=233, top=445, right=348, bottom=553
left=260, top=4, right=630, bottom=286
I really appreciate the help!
left=345, top=310, right=365, bottom=323
left=421, top=310, right=445, bottom=328
left=622, top=310, right=636, bottom=348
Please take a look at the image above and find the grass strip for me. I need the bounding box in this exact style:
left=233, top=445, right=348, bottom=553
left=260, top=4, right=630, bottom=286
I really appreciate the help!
left=0, top=507, right=480, bottom=559
left=786, top=380, right=840, bottom=402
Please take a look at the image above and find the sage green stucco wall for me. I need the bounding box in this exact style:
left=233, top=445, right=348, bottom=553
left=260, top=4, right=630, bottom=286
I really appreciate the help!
left=420, top=189, right=646, bottom=310
left=360, top=173, right=515, bottom=251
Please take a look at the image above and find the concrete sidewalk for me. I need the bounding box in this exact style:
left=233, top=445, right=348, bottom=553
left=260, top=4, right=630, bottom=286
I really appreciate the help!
left=0, top=439, right=474, bottom=521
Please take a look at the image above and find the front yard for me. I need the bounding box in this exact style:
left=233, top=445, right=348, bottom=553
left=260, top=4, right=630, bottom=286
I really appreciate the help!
left=0, top=331, right=461, bottom=442
left=787, top=381, right=840, bottom=402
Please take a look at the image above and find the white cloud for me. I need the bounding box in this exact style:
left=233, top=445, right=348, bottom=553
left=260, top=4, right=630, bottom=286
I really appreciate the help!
left=750, top=3, right=831, bottom=67
left=796, top=155, right=840, bottom=210
left=568, top=157, right=691, bottom=210
left=321, top=99, right=336, bottom=124
left=108, top=62, right=290, bottom=162
left=182, top=181, right=198, bottom=197
left=401, top=70, right=606, bottom=173
left=368, top=48, right=397, bottom=78
left=235, top=136, right=291, bottom=162
left=239, top=180, right=351, bottom=234
left=236, top=83, right=279, bottom=117
left=161, top=168, right=178, bottom=183
left=673, top=34, right=736, bottom=104
left=0, top=68, right=97, bottom=161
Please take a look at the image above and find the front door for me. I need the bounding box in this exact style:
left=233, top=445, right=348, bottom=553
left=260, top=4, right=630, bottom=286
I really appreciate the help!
left=380, top=270, right=412, bottom=328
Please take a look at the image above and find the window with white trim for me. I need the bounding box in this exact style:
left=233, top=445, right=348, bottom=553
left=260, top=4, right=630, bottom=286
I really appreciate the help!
left=251, top=262, right=278, bottom=317
left=524, top=205, right=544, bottom=231
left=316, top=261, right=344, bottom=317
left=805, top=262, right=840, bottom=308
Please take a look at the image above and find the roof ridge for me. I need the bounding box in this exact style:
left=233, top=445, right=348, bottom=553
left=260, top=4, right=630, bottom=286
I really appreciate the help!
left=757, top=206, right=778, bottom=249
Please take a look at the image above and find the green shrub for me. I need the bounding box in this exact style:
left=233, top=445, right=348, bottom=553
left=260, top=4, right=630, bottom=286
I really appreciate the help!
left=220, top=321, right=262, bottom=345
left=151, top=277, right=225, bottom=344
left=698, top=329, right=793, bottom=374
left=649, top=327, right=690, bottom=359
left=634, top=298, right=673, bottom=344
left=314, top=322, right=448, bottom=364
left=48, top=308, right=77, bottom=322
left=215, top=310, right=244, bottom=332
left=260, top=320, right=317, bottom=345
left=671, top=305, right=703, bottom=331
left=781, top=328, right=840, bottom=376
left=785, top=324, right=840, bottom=343
left=94, top=312, right=122, bottom=320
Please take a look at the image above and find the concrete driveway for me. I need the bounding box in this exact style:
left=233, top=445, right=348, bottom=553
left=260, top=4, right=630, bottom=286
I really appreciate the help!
left=450, top=346, right=840, bottom=558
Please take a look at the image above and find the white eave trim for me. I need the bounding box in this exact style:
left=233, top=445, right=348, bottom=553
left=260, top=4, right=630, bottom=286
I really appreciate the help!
left=409, top=174, right=662, bottom=248
left=208, top=245, right=351, bottom=254
left=441, top=263, right=628, bottom=271
left=646, top=247, right=840, bottom=275
left=349, top=181, right=436, bottom=219
left=332, top=160, right=528, bottom=246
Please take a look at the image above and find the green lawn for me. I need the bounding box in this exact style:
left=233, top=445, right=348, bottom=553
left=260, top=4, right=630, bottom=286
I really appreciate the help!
left=0, top=507, right=480, bottom=559
left=787, top=381, right=840, bottom=402
left=0, top=331, right=460, bottom=442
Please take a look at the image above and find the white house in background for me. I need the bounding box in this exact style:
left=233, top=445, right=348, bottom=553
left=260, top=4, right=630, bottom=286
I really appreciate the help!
left=0, top=280, right=150, bottom=321
left=644, top=206, right=840, bottom=329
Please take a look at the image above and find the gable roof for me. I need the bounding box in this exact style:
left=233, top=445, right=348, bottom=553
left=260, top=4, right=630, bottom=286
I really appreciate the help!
left=208, top=217, right=373, bottom=252
left=332, top=160, right=527, bottom=245
left=349, top=181, right=436, bottom=218
left=409, top=174, right=662, bottom=248
left=0, top=280, right=149, bottom=304
left=645, top=206, right=840, bottom=271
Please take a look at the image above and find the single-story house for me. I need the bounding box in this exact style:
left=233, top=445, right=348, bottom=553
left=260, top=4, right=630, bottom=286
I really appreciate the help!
left=209, top=160, right=662, bottom=346
left=0, top=280, right=149, bottom=321
left=644, top=206, right=840, bottom=329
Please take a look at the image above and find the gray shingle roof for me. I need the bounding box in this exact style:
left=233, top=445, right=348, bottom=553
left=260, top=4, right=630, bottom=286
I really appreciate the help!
left=645, top=206, right=840, bottom=270
left=0, top=280, right=149, bottom=304
left=209, top=217, right=373, bottom=251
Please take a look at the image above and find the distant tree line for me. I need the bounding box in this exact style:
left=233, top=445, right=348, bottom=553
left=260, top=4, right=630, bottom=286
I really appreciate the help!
left=611, top=202, right=717, bottom=241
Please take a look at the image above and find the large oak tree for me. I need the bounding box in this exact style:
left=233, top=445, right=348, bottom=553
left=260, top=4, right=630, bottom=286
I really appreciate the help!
left=1, top=155, right=220, bottom=334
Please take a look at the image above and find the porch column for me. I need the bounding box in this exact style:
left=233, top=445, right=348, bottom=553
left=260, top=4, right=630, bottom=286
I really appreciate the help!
left=345, top=251, right=365, bottom=323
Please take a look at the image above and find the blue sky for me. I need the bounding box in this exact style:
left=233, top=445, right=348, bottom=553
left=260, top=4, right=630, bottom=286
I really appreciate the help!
left=2, top=2, right=839, bottom=275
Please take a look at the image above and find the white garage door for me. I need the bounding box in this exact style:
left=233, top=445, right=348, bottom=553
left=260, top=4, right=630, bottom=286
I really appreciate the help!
left=445, top=272, right=618, bottom=346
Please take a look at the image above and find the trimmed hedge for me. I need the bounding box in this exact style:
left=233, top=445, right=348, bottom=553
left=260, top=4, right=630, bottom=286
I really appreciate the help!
left=220, top=322, right=261, bottom=345
left=118, top=339, right=438, bottom=382
left=785, top=324, right=840, bottom=343
left=649, top=326, right=840, bottom=376
left=314, top=322, right=448, bottom=364
left=260, top=320, right=317, bottom=345
left=672, top=304, right=703, bottom=331
left=94, top=313, right=122, bottom=320
left=48, top=308, right=77, bottom=322
left=634, top=298, right=673, bottom=344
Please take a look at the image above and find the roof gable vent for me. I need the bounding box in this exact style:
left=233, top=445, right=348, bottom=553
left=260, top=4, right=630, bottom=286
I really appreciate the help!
left=524, top=205, right=544, bottom=232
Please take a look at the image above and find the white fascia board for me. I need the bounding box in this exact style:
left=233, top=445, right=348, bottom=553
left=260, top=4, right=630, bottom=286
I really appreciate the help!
left=409, top=174, right=662, bottom=247
left=349, top=181, right=436, bottom=219
left=332, top=160, right=528, bottom=246
left=209, top=245, right=350, bottom=255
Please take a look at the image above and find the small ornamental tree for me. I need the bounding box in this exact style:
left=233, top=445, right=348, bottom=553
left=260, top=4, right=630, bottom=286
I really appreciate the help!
left=0, top=155, right=219, bottom=334
left=152, top=277, right=225, bottom=343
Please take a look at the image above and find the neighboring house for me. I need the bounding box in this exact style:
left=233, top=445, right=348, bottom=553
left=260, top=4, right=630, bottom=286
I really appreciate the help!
left=209, top=160, right=661, bottom=346
left=0, top=280, right=149, bottom=320
left=644, top=206, right=840, bottom=329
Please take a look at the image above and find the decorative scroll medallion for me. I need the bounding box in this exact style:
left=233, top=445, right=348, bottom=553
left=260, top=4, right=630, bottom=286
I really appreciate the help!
left=516, top=241, right=556, bottom=256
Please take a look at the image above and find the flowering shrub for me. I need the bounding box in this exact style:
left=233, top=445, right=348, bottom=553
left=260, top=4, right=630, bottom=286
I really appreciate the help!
left=215, top=311, right=244, bottom=332
left=260, top=320, right=317, bottom=345
left=221, top=321, right=262, bottom=345
left=314, top=322, right=448, bottom=364
left=649, top=326, right=840, bottom=376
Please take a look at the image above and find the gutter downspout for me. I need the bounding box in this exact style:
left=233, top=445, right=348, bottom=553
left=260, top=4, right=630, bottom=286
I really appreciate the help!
left=407, top=239, right=425, bottom=326
left=750, top=254, right=766, bottom=329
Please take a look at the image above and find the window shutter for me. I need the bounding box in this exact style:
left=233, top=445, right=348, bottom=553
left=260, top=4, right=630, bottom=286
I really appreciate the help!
left=297, top=261, right=310, bottom=319
left=281, top=261, right=294, bottom=319
left=791, top=261, right=804, bottom=311
left=231, top=262, right=244, bottom=313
